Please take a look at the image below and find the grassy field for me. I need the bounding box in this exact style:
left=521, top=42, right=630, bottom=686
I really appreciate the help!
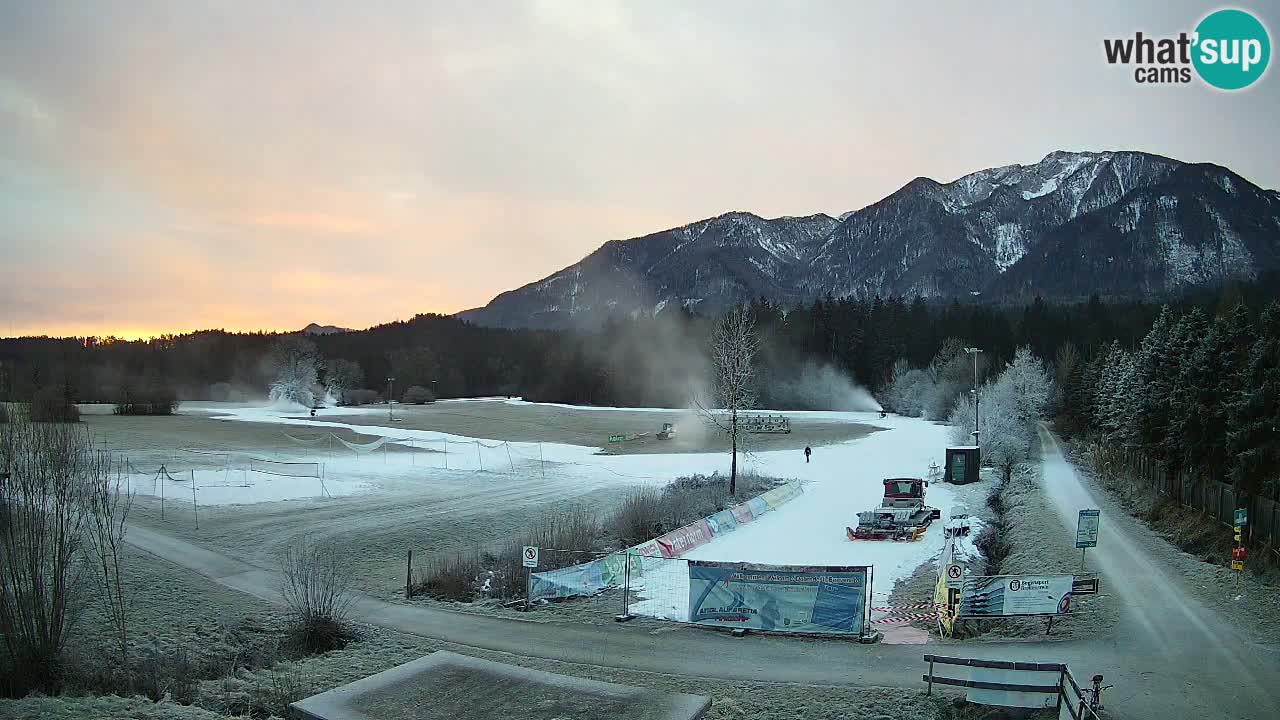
left=78, top=405, right=712, bottom=600
left=79, top=403, right=862, bottom=600
left=286, top=401, right=876, bottom=455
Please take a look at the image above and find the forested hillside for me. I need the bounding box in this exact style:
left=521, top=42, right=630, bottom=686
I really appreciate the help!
left=2, top=273, right=1278, bottom=434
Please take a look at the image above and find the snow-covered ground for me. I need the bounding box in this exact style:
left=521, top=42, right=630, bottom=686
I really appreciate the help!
left=623, top=412, right=961, bottom=621
left=133, top=401, right=972, bottom=611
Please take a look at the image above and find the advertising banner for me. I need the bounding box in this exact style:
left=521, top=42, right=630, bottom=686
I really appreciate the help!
left=706, top=509, right=737, bottom=535
left=760, top=483, right=801, bottom=509
left=959, top=575, right=1074, bottom=617
left=688, top=561, right=867, bottom=635
left=529, top=561, right=605, bottom=601
left=597, top=552, right=626, bottom=586
left=747, top=496, right=769, bottom=516
left=632, top=540, right=662, bottom=557
left=655, top=518, right=713, bottom=557
left=730, top=503, right=756, bottom=525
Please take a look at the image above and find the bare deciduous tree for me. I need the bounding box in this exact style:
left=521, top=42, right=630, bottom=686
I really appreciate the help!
left=702, top=306, right=759, bottom=496
left=0, top=414, right=124, bottom=693
left=0, top=411, right=132, bottom=695
left=85, top=455, right=134, bottom=672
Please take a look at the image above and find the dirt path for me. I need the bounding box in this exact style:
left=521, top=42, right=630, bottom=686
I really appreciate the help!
left=125, top=502, right=1278, bottom=720
left=1037, top=425, right=1280, bottom=717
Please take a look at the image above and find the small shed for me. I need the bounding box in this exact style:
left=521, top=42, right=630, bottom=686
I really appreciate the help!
left=945, top=446, right=981, bottom=485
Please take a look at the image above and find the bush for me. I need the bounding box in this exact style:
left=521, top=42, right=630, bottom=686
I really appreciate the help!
left=279, top=536, right=355, bottom=655
left=29, top=386, right=79, bottom=423
left=609, top=473, right=779, bottom=545
left=610, top=488, right=663, bottom=546
left=252, top=664, right=313, bottom=719
left=413, top=506, right=602, bottom=601
left=114, top=378, right=179, bottom=416
left=402, top=385, right=436, bottom=404
left=415, top=552, right=483, bottom=601
left=342, top=389, right=380, bottom=406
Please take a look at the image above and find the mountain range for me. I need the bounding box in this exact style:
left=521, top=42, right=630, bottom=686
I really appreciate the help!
left=458, top=150, right=1280, bottom=329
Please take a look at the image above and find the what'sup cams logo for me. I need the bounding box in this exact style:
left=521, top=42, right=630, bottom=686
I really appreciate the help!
left=1104, top=8, right=1270, bottom=90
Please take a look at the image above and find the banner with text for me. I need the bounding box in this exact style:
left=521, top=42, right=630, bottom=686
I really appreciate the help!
left=959, top=575, right=1074, bottom=617
left=688, top=561, right=868, bottom=635
left=654, top=518, right=714, bottom=558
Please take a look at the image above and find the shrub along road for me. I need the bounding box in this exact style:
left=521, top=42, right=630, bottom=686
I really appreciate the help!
left=123, top=430, right=1280, bottom=720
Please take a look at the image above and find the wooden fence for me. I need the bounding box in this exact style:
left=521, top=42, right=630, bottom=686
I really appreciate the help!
left=1119, top=449, right=1280, bottom=553
left=923, top=654, right=1104, bottom=719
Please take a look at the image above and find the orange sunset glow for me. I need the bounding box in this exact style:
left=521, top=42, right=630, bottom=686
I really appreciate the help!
left=3, top=2, right=1277, bottom=338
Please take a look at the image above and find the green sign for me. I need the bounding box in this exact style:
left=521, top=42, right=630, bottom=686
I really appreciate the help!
left=1235, top=508, right=1248, bottom=527
left=608, top=434, right=625, bottom=443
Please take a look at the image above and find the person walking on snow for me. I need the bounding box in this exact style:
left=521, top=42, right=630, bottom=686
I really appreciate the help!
left=804, top=446, right=812, bottom=463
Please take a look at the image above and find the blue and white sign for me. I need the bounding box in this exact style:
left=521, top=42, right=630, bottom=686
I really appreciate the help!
left=688, top=561, right=868, bottom=635
left=960, top=575, right=1074, bottom=617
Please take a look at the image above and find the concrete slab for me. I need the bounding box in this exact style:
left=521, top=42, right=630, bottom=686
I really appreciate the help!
left=290, top=651, right=711, bottom=720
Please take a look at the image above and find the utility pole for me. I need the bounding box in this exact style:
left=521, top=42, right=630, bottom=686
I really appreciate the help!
left=964, top=347, right=982, bottom=447
left=387, top=376, right=395, bottom=422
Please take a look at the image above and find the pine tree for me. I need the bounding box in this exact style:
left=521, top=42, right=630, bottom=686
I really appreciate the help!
left=1227, top=301, right=1280, bottom=499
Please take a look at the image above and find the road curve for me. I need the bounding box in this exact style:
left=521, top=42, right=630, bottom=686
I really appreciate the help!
left=121, top=429, right=1280, bottom=719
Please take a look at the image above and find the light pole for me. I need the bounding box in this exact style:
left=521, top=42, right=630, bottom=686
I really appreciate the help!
left=387, top=376, right=395, bottom=422
left=964, top=348, right=982, bottom=447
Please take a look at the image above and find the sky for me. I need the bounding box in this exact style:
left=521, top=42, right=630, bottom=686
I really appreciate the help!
left=2, top=1, right=1278, bottom=338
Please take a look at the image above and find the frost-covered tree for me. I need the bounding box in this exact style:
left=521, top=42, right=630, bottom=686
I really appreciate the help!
left=885, top=358, right=931, bottom=417
left=979, top=380, right=1034, bottom=482
left=947, top=348, right=1050, bottom=483
left=923, top=338, right=976, bottom=421
left=325, top=359, right=363, bottom=404
left=267, top=336, right=322, bottom=408
left=705, top=305, right=758, bottom=496
left=1093, top=342, right=1138, bottom=445
left=1003, top=346, right=1053, bottom=429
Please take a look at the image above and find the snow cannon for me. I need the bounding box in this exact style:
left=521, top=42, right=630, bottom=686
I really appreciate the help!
left=846, top=478, right=941, bottom=541
left=657, top=422, right=677, bottom=440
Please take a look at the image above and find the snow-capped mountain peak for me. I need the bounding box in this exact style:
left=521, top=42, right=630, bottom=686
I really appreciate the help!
left=459, top=150, right=1279, bottom=328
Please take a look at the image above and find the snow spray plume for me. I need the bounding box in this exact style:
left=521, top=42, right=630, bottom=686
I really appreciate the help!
left=771, top=361, right=881, bottom=412
left=564, top=268, right=713, bottom=410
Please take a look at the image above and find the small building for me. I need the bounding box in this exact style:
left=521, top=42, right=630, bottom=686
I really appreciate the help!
left=945, top=446, right=981, bottom=485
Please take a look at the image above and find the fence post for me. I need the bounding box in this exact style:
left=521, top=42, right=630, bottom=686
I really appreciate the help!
left=616, top=552, right=633, bottom=622
left=927, top=657, right=935, bottom=695
left=1055, top=669, right=1064, bottom=712
left=406, top=549, right=413, bottom=599
left=191, top=468, right=198, bottom=530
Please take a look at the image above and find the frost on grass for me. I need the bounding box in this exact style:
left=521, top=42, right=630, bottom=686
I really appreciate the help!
left=968, top=465, right=1117, bottom=640
left=0, top=696, right=245, bottom=720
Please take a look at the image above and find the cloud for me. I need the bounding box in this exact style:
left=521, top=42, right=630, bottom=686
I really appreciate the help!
left=0, top=1, right=1277, bottom=337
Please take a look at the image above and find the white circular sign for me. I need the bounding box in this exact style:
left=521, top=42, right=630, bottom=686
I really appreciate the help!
left=946, top=564, right=963, bottom=580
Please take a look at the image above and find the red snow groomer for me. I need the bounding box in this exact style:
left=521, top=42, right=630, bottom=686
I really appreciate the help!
left=846, top=478, right=941, bottom=541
